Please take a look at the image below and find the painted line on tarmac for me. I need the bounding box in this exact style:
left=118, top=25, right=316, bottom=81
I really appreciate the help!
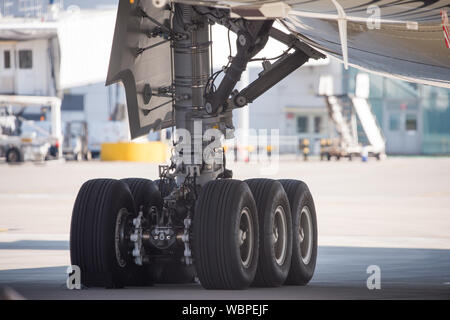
left=0, top=233, right=69, bottom=242
left=0, top=193, right=74, bottom=200
left=320, top=236, right=450, bottom=250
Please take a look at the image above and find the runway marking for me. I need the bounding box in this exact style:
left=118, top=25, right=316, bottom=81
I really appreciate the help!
left=319, top=236, right=450, bottom=250
left=0, top=193, right=74, bottom=200
left=0, top=233, right=69, bottom=242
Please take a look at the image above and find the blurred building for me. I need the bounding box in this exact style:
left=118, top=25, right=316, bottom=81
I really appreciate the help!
left=344, top=69, right=450, bottom=155
left=0, top=0, right=116, bottom=17
left=247, top=61, right=337, bottom=155
left=246, top=54, right=450, bottom=156
left=0, top=0, right=128, bottom=155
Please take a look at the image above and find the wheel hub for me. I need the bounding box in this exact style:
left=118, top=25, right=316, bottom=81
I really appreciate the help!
left=273, top=205, right=287, bottom=266
left=299, top=206, right=313, bottom=265
left=115, top=208, right=133, bottom=267
left=239, top=207, right=254, bottom=268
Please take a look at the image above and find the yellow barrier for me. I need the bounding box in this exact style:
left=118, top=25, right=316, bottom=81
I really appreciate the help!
left=101, top=142, right=168, bottom=163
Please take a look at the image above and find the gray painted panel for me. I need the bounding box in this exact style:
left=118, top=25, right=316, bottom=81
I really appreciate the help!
left=106, top=0, right=173, bottom=139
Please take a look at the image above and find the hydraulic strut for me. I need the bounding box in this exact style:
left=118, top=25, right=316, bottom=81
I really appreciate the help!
left=204, top=20, right=274, bottom=115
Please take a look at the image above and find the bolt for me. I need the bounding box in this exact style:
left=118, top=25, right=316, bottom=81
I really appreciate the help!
left=205, top=102, right=213, bottom=113
left=235, top=95, right=247, bottom=107
left=238, top=34, right=247, bottom=46
left=152, top=0, right=167, bottom=8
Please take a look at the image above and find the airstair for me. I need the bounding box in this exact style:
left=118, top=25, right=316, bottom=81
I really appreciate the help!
left=319, top=73, right=386, bottom=159
left=325, top=95, right=359, bottom=150
left=351, top=96, right=385, bottom=154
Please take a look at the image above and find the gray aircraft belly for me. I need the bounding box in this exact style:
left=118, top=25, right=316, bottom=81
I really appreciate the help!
left=282, top=0, right=450, bottom=88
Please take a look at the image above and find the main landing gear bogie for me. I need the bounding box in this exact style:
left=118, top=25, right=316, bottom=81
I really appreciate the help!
left=70, top=176, right=317, bottom=290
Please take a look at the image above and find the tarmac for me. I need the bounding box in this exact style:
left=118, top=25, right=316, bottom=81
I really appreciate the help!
left=0, top=156, right=449, bottom=299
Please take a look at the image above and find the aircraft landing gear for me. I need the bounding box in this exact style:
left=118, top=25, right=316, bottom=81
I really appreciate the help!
left=70, top=2, right=320, bottom=290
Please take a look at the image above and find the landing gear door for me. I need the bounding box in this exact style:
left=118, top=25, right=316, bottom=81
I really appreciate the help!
left=106, top=0, right=174, bottom=139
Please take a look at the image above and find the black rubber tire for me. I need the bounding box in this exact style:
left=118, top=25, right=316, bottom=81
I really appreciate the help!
left=193, top=179, right=259, bottom=289
left=278, top=180, right=317, bottom=285
left=156, top=261, right=196, bottom=284
left=6, top=148, right=23, bottom=163
left=70, top=179, right=137, bottom=288
left=121, top=178, right=163, bottom=286
left=245, top=179, right=292, bottom=287
left=121, top=178, right=161, bottom=214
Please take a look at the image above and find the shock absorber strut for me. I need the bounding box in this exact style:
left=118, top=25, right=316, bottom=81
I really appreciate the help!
left=172, top=4, right=226, bottom=184
left=173, top=5, right=209, bottom=166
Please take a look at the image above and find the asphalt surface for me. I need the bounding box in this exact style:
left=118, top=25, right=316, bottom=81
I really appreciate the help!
left=0, top=157, right=449, bottom=299
left=0, top=245, right=449, bottom=299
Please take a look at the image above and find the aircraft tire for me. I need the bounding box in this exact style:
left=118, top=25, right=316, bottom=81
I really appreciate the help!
left=121, top=178, right=164, bottom=285
left=121, top=178, right=161, bottom=215
left=70, top=179, right=138, bottom=288
left=193, top=179, right=259, bottom=289
left=156, top=262, right=196, bottom=284
left=245, top=179, right=293, bottom=287
left=279, top=179, right=317, bottom=285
